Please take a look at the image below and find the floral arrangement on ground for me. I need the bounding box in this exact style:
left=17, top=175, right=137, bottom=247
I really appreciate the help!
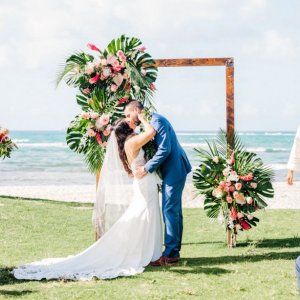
left=193, top=131, right=274, bottom=237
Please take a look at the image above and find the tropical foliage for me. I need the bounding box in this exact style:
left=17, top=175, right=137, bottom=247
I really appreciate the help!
left=57, top=35, right=158, bottom=173
left=0, top=127, right=17, bottom=159
left=193, top=130, right=274, bottom=235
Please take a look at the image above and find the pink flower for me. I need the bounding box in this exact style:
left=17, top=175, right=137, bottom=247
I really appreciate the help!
left=102, top=67, right=112, bottom=78
left=111, top=84, right=118, bottom=92
left=103, top=127, right=111, bottom=137
left=87, top=129, right=96, bottom=137
left=82, top=88, right=90, bottom=95
left=89, top=74, right=100, bottom=84
left=226, top=196, right=233, bottom=203
left=87, top=43, right=100, bottom=52
left=106, top=54, right=118, bottom=65
left=123, top=72, right=128, bottom=79
left=82, top=112, right=90, bottom=119
left=233, top=191, right=240, bottom=199
left=138, top=46, right=146, bottom=52
left=113, top=73, right=124, bottom=86
left=101, top=59, right=107, bottom=66
left=235, top=182, right=242, bottom=191
left=240, top=173, right=253, bottom=181
left=95, top=132, right=102, bottom=144
left=231, top=206, right=237, bottom=220
left=149, top=83, right=156, bottom=91
left=90, top=112, right=99, bottom=119
left=229, top=186, right=235, bottom=192
left=99, top=114, right=110, bottom=126
left=117, top=50, right=126, bottom=62
left=112, top=63, right=122, bottom=73
left=250, top=182, right=257, bottom=189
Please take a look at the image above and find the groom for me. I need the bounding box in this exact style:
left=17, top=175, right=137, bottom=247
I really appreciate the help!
left=124, top=100, right=192, bottom=266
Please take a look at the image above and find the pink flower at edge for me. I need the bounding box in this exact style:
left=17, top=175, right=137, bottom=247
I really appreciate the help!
left=82, top=88, right=90, bottom=95
left=82, top=112, right=90, bottom=119
left=149, top=83, right=156, bottom=91
left=89, top=74, right=100, bottom=84
left=87, top=43, right=101, bottom=52
left=250, top=182, right=257, bottom=189
left=117, top=50, right=126, bottom=62
left=233, top=191, right=240, bottom=199
left=138, top=46, right=146, bottom=52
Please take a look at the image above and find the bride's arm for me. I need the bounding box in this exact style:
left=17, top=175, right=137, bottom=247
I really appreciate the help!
left=126, top=113, right=156, bottom=151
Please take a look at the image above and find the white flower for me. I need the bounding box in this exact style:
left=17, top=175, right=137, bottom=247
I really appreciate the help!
left=246, top=197, right=253, bottom=204
left=212, top=156, right=219, bottom=163
left=247, top=214, right=254, bottom=220
left=85, top=62, right=95, bottom=75
left=212, top=188, right=224, bottom=199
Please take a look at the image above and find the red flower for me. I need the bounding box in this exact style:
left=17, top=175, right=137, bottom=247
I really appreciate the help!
left=95, top=132, right=102, bottom=145
left=231, top=206, right=237, bottom=220
left=89, top=74, right=100, bottom=84
left=149, top=83, right=156, bottom=91
left=239, top=219, right=251, bottom=230
left=87, top=43, right=100, bottom=52
left=240, top=173, right=253, bottom=181
left=117, top=96, right=129, bottom=106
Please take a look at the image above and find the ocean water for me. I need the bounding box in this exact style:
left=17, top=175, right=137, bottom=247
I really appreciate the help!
left=0, top=131, right=297, bottom=186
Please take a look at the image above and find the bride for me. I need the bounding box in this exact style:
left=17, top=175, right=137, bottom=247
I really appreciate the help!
left=13, top=113, right=162, bottom=281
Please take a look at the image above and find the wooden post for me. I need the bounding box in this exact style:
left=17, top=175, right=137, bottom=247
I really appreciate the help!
left=96, top=57, right=235, bottom=245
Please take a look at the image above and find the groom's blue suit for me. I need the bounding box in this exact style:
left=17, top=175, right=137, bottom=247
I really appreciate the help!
left=144, top=112, right=192, bottom=258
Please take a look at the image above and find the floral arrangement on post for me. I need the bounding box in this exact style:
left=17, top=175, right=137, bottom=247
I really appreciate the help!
left=56, top=35, right=158, bottom=173
left=193, top=131, right=274, bottom=247
left=0, top=127, right=17, bottom=159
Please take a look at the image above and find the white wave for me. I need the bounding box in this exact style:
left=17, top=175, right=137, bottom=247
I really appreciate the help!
left=181, top=143, right=208, bottom=148
left=13, top=139, right=30, bottom=143
left=264, top=132, right=294, bottom=136
left=177, top=132, right=217, bottom=136
left=247, top=147, right=289, bottom=153
left=18, top=143, right=68, bottom=148
left=270, top=164, right=288, bottom=170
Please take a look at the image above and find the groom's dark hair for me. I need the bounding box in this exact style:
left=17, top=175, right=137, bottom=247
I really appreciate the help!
left=125, top=100, right=144, bottom=111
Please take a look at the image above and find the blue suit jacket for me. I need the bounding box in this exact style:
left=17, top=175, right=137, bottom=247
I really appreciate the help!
left=144, top=113, right=192, bottom=185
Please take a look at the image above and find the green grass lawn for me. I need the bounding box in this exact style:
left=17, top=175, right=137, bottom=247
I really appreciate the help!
left=0, top=196, right=299, bottom=300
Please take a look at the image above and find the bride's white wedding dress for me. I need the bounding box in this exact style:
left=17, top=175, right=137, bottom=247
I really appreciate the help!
left=13, top=148, right=162, bottom=281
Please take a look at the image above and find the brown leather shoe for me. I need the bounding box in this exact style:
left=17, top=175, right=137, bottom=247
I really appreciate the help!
left=164, top=256, right=180, bottom=264
left=149, top=256, right=180, bottom=267
left=149, top=256, right=166, bottom=267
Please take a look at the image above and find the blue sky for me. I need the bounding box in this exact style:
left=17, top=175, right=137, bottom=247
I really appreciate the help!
left=0, top=0, right=299, bottom=131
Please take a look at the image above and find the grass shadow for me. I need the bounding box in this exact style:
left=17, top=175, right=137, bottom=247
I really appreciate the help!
left=0, top=289, right=36, bottom=297
left=238, top=237, right=300, bottom=248
left=0, top=195, right=93, bottom=208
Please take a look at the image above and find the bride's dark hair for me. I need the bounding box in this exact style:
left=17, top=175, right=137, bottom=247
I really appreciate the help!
left=113, top=118, right=135, bottom=175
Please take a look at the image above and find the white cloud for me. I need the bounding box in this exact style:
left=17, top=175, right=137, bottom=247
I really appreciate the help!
left=242, top=30, right=299, bottom=59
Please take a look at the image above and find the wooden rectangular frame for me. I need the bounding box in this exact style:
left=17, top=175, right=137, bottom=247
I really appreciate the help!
left=154, top=57, right=235, bottom=146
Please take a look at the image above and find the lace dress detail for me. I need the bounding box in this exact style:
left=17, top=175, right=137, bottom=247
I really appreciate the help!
left=13, top=149, right=162, bottom=281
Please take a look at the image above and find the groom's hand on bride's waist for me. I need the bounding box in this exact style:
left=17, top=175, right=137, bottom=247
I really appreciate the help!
left=133, top=166, right=148, bottom=179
